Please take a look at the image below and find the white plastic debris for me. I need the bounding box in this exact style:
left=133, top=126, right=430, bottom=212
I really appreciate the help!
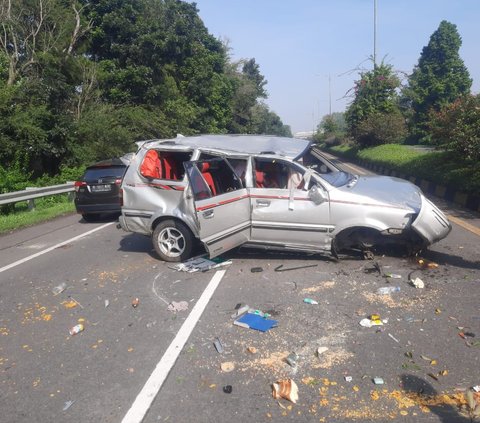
left=411, top=277, right=425, bottom=289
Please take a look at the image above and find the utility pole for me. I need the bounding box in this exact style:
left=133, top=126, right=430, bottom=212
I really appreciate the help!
left=373, top=0, right=377, bottom=69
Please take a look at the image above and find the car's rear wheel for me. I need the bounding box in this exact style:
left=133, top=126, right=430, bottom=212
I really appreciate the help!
left=82, top=213, right=100, bottom=222
left=152, top=219, right=193, bottom=262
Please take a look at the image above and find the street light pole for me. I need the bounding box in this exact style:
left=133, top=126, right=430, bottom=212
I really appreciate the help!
left=373, top=0, right=377, bottom=69
left=328, top=74, right=332, bottom=116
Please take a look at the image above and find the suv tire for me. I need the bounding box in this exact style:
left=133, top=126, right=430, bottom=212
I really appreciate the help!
left=82, top=213, right=100, bottom=222
left=153, top=219, right=193, bottom=262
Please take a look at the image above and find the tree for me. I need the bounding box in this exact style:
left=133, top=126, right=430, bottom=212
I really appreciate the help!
left=345, top=62, right=405, bottom=147
left=314, top=112, right=346, bottom=145
left=403, top=20, right=472, bottom=143
left=248, top=103, right=292, bottom=137
left=429, top=94, right=480, bottom=160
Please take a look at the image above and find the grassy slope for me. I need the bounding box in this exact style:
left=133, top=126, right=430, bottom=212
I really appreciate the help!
left=330, top=144, right=480, bottom=195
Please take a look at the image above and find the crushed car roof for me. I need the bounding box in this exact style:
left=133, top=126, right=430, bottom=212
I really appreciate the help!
left=139, top=134, right=312, bottom=159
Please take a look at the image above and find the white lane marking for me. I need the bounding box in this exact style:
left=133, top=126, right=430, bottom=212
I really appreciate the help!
left=0, top=222, right=115, bottom=274
left=122, top=269, right=227, bottom=423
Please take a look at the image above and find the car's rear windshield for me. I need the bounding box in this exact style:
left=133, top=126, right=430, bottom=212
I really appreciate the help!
left=83, top=166, right=126, bottom=180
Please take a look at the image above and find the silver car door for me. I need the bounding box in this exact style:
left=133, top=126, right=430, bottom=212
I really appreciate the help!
left=184, top=159, right=251, bottom=258
left=250, top=158, right=332, bottom=250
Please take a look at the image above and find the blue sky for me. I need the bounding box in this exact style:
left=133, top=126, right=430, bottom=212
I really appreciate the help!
left=192, top=0, right=479, bottom=134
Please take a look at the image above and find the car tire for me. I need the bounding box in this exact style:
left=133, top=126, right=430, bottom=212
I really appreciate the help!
left=82, top=213, right=100, bottom=222
left=152, top=219, right=193, bottom=262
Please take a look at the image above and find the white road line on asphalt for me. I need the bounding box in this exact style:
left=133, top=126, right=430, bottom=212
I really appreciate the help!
left=0, top=222, right=115, bottom=274
left=122, top=269, right=227, bottom=423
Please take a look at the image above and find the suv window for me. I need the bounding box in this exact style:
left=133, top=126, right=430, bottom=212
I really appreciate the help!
left=253, top=158, right=306, bottom=190
left=140, top=149, right=192, bottom=180
left=83, top=166, right=126, bottom=181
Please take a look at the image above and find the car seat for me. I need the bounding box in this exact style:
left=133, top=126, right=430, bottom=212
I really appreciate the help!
left=200, top=162, right=217, bottom=196
left=140, top=150, right=161, bottom=179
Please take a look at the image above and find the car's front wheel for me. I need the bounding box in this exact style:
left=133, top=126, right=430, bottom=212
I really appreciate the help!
left=152, top=219, right=193, bottom=262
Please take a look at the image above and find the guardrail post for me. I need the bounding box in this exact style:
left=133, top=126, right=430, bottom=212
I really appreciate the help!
left=67, top=182, right=75, bottom=202
left=26, top=187, right=36, bottom=211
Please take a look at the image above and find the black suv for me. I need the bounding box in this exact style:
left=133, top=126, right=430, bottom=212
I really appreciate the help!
left=74, top=158, right=129, bottom=222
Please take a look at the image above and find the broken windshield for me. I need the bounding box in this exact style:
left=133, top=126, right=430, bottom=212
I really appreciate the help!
left=320, top=171, right=356, bottom=187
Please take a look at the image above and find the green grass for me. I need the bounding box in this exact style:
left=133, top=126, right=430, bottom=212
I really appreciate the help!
left=329, top=144, right=480, bottom=195
left=0, top=195, right=76, bottom=234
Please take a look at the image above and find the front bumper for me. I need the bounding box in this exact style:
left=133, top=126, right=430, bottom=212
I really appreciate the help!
left=411, top=195, right=452, bottom=245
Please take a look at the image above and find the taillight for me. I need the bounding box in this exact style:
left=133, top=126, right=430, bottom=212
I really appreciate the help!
left=74, top=181, right=86, bottom=192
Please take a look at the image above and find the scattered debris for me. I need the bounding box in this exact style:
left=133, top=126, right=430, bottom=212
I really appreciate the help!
left=427, top=372, right=439, bottom=381
left=171, top=256, right=232, bottom=272
left=345, top=376, right=353, bottom=382
left=272, top=379, right=299, bottom=403
left=62, top=400, right=75, bottom=411
left=132, top=298, right=140, bottom=308
left=213, top=338, right=224, bottom=354
left=388, top=333, right=400, bottom=343
left=52, top=283, right=67, bottom=296
left=167, top=301, right=189, bottom=312
left=250, top=267, right=263, bottom=273
left=231, top=304, right=250, bottom=318
left=274, top=264, right=318, bottom=272
left=220, top=362, right=235, bottom=372
left=104, top=299, right=109, bottom=308
left=234, top=313, right=278, bottom=332
left=69, top=324, right=84, bottom=336
left=385, top=273, right=402, bottom=279
left=62, top=300, right=77, bottom=309
left=286, top=352, right=299, bottom=368
left=223, top=385, right=233, bottom=394
left=247, top=346, right=257, bottom=354
left=316, top=347, right=329, bottom=357
left=303, top=298, right=318, bottom=305
left=377, top=286, right=401, bottom=295
left=359, top=314, right=384, bottom=328
left=364, top=261, right=382, bottom=275
left=373, top=377, right=384, bottom=385
left=411, top=277, right=425, bottom=289
left=418, top=258, right=439, bottom=269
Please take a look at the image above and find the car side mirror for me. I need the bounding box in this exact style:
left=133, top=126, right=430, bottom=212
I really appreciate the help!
left=308, top=184, right=327, bottom=205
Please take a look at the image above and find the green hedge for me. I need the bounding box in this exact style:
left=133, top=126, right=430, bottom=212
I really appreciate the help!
left=328, top=144, right=480, bottom=196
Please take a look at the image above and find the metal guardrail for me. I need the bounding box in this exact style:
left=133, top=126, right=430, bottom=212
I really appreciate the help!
left=0, top=183, right=75, bottom=210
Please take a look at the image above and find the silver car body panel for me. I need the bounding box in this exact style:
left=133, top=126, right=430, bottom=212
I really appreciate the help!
left=119, top=135, right=451, bottom=258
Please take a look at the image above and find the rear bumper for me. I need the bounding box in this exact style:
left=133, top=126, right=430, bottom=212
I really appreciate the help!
left=75, top=203, right=121, bottom=214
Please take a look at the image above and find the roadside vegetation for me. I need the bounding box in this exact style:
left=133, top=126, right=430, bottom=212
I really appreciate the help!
left=0, top=0, right=291, bottom=228
left=315, top=20, right=479, bottom=196
left=0, top=195, right=75, bottom=234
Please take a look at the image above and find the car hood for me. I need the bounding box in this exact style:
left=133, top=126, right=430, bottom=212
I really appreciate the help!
left=339, top=175, right=422, bottom=211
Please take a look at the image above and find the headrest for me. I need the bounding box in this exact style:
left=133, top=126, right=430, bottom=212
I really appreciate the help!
left=200, top=162, right=211, bottom=172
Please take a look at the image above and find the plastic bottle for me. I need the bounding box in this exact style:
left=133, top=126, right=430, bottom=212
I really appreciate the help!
left=377, top=286, right=401, bottom=295
left=303, top=298, right=318, bottom=305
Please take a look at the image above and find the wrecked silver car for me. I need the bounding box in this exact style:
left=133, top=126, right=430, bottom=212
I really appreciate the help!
left=119, top=135, right=451, bottom=262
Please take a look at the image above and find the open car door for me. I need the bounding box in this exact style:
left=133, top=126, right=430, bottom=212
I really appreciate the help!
left=184, top=158, right=251, bottom=258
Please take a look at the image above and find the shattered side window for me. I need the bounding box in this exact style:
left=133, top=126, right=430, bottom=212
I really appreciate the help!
left=185, top=164, right=212, bottom=201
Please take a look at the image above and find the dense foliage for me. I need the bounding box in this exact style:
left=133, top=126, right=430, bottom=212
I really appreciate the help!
left=429, top=94, right=480, bottom=161
left=345, top=62, right=406, bottom=147
left=0, top=0, right=290, bottom=185
left=402, top=20, right=472, bottom=143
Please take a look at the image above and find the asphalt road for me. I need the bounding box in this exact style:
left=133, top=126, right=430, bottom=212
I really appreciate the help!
left=1, top=158, right=479, bottom=423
